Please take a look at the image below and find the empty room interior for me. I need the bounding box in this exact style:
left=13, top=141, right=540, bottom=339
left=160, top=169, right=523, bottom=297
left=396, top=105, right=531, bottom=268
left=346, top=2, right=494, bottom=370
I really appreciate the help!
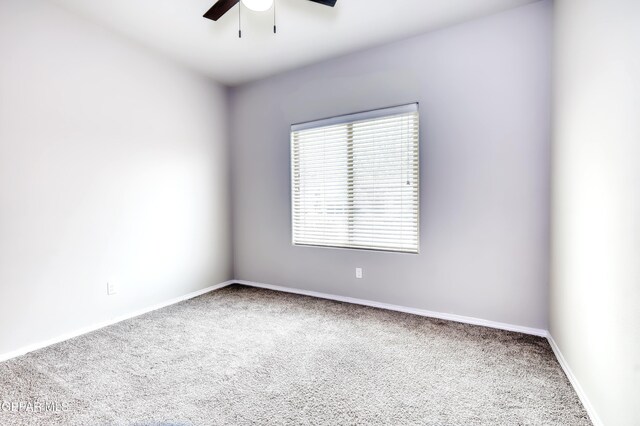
left=0, top=0, right=638, bottom=425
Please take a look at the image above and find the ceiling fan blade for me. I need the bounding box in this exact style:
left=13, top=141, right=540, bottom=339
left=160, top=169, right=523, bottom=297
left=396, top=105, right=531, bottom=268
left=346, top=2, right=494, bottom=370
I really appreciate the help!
left=203, top=0, right=240, bottom=21
left=307, top=0, right=337, bottom=6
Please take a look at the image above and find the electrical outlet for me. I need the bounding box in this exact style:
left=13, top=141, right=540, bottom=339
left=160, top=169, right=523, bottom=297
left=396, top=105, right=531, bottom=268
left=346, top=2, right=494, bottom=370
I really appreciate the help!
left=355, top=268, right=363, bottom=279
left=107, top=282, right=118, bottom=296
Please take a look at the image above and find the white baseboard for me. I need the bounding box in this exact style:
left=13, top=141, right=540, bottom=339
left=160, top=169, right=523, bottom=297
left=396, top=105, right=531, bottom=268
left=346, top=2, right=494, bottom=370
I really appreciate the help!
left=233, top=280, right=548, bottom=337
left=547, top=335, right=604, bottom=426
left=0, top=280, right=235, bottom=363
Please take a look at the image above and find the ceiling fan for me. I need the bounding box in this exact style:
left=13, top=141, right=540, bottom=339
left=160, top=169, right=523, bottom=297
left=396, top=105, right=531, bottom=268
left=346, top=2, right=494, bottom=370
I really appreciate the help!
left=203, top=0, right=337, bottom=37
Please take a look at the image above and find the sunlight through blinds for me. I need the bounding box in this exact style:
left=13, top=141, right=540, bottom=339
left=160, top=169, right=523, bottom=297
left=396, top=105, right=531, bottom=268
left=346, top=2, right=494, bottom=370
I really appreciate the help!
left=291, top=104, right=419, bottom=253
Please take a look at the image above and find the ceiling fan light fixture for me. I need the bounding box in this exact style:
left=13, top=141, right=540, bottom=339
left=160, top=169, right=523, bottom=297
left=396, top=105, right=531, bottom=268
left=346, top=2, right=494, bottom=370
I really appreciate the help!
left=242, top=0, right=274, bottom=12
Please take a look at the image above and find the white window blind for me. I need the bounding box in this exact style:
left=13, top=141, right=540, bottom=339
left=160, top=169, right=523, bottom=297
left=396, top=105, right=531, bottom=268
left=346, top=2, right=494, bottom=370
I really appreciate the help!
left=291, top=104, right=419, bottom=253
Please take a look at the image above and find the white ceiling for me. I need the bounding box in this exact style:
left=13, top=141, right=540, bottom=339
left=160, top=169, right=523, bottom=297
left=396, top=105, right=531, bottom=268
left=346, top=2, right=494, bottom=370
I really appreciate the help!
left=51, top=0, right=540, bottom=85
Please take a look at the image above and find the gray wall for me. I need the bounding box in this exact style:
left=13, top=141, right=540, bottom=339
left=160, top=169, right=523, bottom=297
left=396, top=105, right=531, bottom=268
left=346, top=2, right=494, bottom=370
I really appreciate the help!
left=0, top=0, right=232, bottom=355
left=230, top=1, right=552, bottom=330
left=551, top=0, right=640, bottom=424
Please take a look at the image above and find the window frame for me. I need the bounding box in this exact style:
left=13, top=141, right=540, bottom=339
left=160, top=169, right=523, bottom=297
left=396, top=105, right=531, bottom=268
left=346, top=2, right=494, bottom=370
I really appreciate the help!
left=290, top=103, right=420, bottom=254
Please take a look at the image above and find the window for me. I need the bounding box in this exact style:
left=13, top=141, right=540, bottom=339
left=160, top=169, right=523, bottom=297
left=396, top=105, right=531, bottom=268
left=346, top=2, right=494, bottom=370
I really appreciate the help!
left=291, top=104, right=419, bottom=253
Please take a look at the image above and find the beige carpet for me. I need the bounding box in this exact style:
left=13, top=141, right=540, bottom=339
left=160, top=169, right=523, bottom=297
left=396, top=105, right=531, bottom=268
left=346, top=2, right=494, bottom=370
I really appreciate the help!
left=0, top=284, right=590, bottom=425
